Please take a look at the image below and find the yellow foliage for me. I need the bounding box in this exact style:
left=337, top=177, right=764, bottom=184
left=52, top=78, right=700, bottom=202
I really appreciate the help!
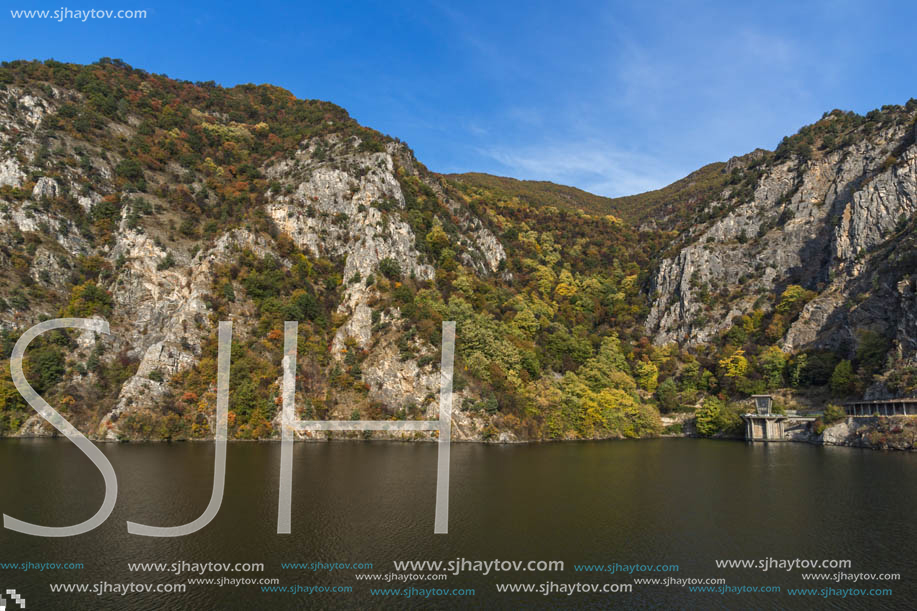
left=718, top=349, right=748, bottom=378
left=535, top=265, right=556, bottom=295
left=200, top=121, right=253, bottom=141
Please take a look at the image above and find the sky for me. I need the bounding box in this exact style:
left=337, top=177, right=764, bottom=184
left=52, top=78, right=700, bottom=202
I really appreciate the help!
left=4, top=0, right=917, bottom=197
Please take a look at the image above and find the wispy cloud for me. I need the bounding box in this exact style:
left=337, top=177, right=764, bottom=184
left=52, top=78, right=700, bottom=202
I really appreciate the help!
left=480, top=143, right=684, bottom=197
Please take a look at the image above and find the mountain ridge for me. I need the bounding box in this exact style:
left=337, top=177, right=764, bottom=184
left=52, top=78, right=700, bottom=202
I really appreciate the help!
left=0, top=58, right=916, bottom=444
left=447, top=161, right=730, bottom=227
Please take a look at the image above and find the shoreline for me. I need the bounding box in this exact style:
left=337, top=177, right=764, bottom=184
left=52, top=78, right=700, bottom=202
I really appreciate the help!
left=5, top=426, right=917, bottom=452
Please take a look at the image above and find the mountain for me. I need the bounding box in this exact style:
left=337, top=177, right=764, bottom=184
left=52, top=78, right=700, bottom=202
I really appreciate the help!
left=445, top=172, right=621, bottom=218
left=0, top=58, right=915, bottom=443
left=646, top=106, right=917, bottom=396
left=450, top=162, right=730, bottom=227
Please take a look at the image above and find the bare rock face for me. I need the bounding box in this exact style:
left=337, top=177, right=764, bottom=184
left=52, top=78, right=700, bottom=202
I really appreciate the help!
left=819, top=418, right=856, bottom=445
left=31, top=176, right=58, bottom=200
left=8, top=207, right=88, bottom=254
left=260, top=137, right=509, bottom=416
left=362, top=331, right=438, bottom=413
left=0, top=158, right=25, bottom=187
left=647, top=116, right=917, bottom=367
left=265, top=138, right=437, bottom=356
left=29, top=247, right=71, bottom=287
left=0, top=78, right=508, bottom=441
left=98, top=229, right=276, bottom=437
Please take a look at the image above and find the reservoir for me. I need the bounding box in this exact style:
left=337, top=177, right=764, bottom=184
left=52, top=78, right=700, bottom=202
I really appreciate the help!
left=0, top=438, right=913, bottom=609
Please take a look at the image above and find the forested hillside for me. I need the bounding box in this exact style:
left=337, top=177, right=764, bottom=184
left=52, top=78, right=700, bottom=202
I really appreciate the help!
left=0, top=59, right=915, bottom=442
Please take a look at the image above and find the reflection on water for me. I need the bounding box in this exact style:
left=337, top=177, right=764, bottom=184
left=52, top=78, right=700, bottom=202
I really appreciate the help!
left=0, top=439, right=913, bottom=609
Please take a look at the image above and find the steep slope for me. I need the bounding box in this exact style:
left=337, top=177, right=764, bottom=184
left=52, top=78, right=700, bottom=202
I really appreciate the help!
left=446, top=172, right=621, bottom=218
left=449, top=162, right=730, bottom=227
left=0, top=59, right=661, bottom=443
left=0, top=59, right=508, bottom=440
left=3, top=58, right=917, bottom=445
left=646, top=104, right=917, bottom=398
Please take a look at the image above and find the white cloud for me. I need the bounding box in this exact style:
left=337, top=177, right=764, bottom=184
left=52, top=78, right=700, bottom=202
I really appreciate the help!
left=480, top=143, right=684, bottom=197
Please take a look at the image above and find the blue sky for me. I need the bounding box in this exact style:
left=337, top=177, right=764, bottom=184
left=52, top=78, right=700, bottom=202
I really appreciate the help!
left=4, top=1, right=917, bottom=197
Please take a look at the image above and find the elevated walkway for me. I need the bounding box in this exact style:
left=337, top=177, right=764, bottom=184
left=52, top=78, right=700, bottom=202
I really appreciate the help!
left=844, top=399, right=917, bottom=417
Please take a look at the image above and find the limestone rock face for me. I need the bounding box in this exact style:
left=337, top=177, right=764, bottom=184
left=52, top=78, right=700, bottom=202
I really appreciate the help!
left=0, top=158, right=25, bottom=187
left=0, top=82, right=506, bottom=440
left=795, top=417, right=917, bottom=451
left=819, top=418, right=855, bottom=445
left=647, top=117, right=917, bottom=372
left=264, top=140, right=436, bottom=355
left=31, top=176, right=58, bottom=200
left=361, top=331, right=439, bottom=413
left=97, top=229, right=271, bottom=438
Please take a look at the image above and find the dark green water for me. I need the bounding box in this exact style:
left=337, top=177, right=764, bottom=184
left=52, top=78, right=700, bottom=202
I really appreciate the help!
left=0, top=438, right=913, bottom=609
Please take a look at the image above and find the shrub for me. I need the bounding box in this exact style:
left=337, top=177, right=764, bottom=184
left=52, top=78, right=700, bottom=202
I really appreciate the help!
left=776, top=284, right=815, bottom=315
left=285, top=290, right=319, bottom=321
left=695, top=397, right=743, bottom=437
left=377, top=257, right=402, bottom=280
left=829, top=360, right=854, bottom=395
left=812, top=419, right=827, bottom=435
left=823, top=403, right=847, bottom=425
left=655, top=377, right=679, bottom=412
left=63, top=281, right=113, bottom=317
left=26, top=345, right=65, bottom=393
left=633, top=359, right=659, bottom=392
left=114, top=158, right=144, bottom=182
left=695, top=397, right=723, bottom=437
left=663, top=422, right=685, bottom=435
left=157, top=252, right=176, bottom=271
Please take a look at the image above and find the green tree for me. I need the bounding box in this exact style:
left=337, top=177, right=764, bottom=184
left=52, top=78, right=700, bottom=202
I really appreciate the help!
left=757, top=346, right=787, bottom=389
left=855, top=330, right=890, bottom=376
left=114, top=158, right=144, bottom=181
left=695, top=397, right=725, bottom=437
left=286, top=289, right=320, bottom=321
left=378, top=257, right=402, bottom=280
left=26, top=345, right=65, bottom=394
left=788, top=353, right=807, bottom=387
left=63, top=281, right=113, bottom=317
left=776, top=284, right=814, bottom=315
left=655, top=377, right=679, bottom=412
left=829, top=360, right=854, bottom=396
left=424, top=222, right=449, bottom=259
left=534, top=265, right=556, bottom=296
left=695, top=396, right=743, bottom=437
left=823, top=403, right=847, bottom=424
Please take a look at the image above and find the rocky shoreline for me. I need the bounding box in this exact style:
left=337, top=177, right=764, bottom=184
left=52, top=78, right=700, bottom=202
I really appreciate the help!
left=785, top=415, right=917, bottom=451
left=8, top=415, right=917, bottom=451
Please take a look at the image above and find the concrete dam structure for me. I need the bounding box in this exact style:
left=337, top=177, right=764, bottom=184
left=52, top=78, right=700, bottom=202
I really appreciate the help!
left=742, top=395, right=816, bottom=442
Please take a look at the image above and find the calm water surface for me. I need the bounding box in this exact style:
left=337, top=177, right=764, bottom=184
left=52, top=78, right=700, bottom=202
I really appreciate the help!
left=0, top=438, right=913, bottom=609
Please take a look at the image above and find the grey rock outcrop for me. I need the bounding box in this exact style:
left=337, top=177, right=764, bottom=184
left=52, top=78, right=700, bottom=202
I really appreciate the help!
left=647, top=114, right=917, bottom=367
left=0, top=82, right=507, bottom=440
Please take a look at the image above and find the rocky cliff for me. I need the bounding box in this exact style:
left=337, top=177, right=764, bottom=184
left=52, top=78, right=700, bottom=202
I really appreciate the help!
left=0, top=61, right=510, bottom=441
left=646, top=105, right=917, bottom=398
left=3, top=59, right=917, bottom=444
